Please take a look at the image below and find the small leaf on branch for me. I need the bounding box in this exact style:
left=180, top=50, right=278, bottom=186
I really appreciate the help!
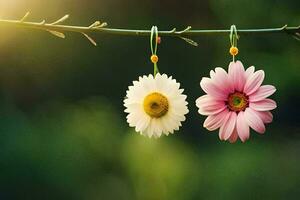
left=168, top=28, right=177, bottom=33
left=95, top=22, right=108, bottom=28
left=89, top=21, right=101, bottom=28
left=178, top=26, right=192, bottom=34
left=38, top=20, right=46, bottom=25
left=280, top=24, right=288, bottom=30
left=179, top=37, right=198, bottom=47
left=292, top=33, right=300, bottom=41
left=20, top=12, right=30, bottom=22
left=47, top=30, right=65, bottom=38
left=82, top=32, right=97, bottom=46
left=50, top=14, right=69, bottom=25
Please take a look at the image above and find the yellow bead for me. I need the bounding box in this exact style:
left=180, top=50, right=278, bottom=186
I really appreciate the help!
left=150, top=54, right=159, bottom=63
left=229, top=46, right=239, bottom=56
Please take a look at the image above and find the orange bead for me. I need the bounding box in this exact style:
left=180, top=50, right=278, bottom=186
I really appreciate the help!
left=229, top=46, right=239, bottom=56
left=150, top=54, right=159, bottom=63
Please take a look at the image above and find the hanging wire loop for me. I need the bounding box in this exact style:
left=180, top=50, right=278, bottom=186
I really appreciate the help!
left=150, top=26, right=159, bottom=75
left=229, top=25, right=239, bottom=61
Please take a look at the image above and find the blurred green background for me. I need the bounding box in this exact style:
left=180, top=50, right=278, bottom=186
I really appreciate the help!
left=0, top=0, right=299, bottom=199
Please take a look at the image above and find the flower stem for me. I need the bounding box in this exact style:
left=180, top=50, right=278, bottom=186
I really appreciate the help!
left=154, top=63, right=159, bottom=76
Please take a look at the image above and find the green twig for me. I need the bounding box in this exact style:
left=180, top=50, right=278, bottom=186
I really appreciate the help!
left=0, top=13, right=299, bottom=46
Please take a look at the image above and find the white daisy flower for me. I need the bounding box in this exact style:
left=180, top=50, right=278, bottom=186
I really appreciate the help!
left=124, top=73, right=189, bottom=138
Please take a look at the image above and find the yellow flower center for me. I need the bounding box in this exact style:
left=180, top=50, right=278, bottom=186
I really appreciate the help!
left=143, top=92, right=169, bottom=118
left=227, top=92, right=248, bottom=112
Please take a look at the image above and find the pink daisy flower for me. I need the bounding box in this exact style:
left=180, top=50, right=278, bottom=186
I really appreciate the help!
left=196, top=61, right=277, bottom=143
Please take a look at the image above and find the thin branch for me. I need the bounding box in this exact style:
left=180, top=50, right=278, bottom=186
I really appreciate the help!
left=0, top=14, right=299, bottom=44
left=0, top=19, right=298, bottom=36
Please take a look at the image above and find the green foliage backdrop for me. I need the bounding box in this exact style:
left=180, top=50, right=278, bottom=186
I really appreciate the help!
left=0, top=0, right=299, bottom=199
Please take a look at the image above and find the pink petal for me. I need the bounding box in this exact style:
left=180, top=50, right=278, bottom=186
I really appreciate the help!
left=250, top=99, right=277, bottom=111
left=228, top=128, right=239, bottom=143
left=217, top=111, right=231, bottom=140
left=219, top=112, right=237, bottom=140
left=244, top=70, right=265, bottom=95
left=200, top=77, right=228, bottom=100
left=203, top=109, right=229, bottom=131
left=228, top=61, right=246, bottom=92
left=256, top=111, right=273, bottom=124
left=211, top=67, right=234, bottom=93
left=244, top=108, right=265, bottom=134
left=249, top=85, right=276, bottom=102
left=196, top=95, right=226, bottom=115
left=210, top=70, right=216, bottom=79
left=236, top=111, right=250, bottom=142
left=245, top=66, right=255, bottom=79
